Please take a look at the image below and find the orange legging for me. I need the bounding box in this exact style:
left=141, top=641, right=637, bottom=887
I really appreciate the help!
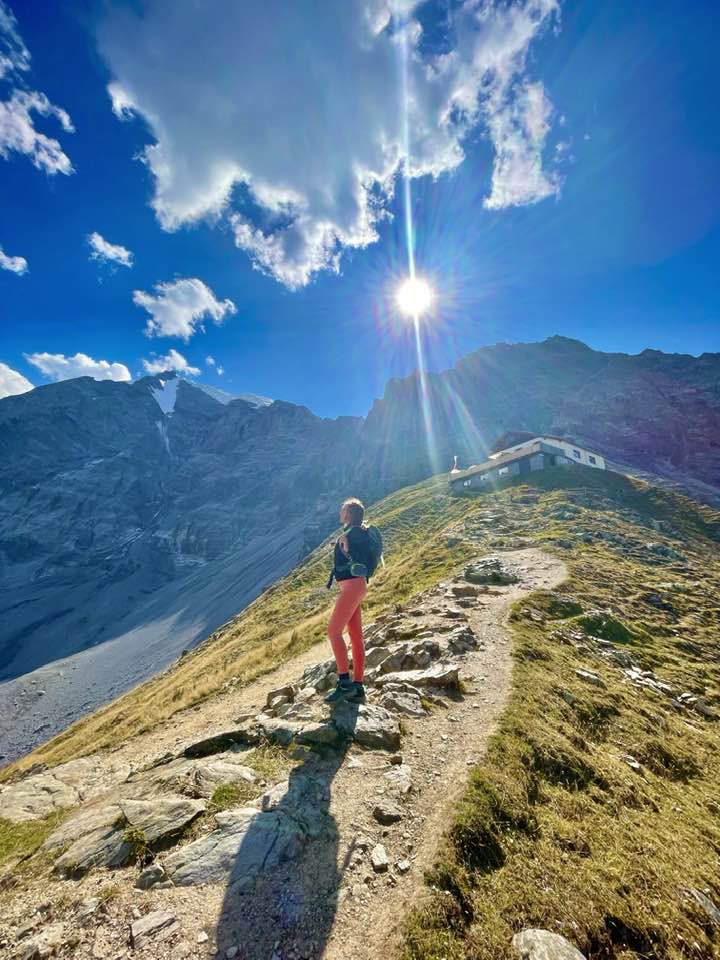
left=327, top=577, right=367, bottom=681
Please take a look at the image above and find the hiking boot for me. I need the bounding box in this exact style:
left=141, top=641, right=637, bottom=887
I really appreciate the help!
left=324, top=677, right=355, bottom=704
left=346, top=681, right=366, bottom=703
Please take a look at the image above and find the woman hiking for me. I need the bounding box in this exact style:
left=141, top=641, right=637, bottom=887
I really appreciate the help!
left=324, top=497, right=376, bottom=705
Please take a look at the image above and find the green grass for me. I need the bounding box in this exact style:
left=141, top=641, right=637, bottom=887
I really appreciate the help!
left=2, top=476, right=477, bottom=780
left=401, top=468, right=720, bottom=960
left=0, top=809, right=70, bottom=885
left=210, top=782, right=259, bottom=810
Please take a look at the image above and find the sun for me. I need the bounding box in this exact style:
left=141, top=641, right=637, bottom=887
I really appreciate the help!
left=396, top=276, right=434, bottom=318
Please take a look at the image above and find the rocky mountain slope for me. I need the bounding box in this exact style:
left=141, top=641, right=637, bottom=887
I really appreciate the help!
left=2, top=336, right=720, bottom=761
left=361, top=336, right=720, bottom=498
left=1, top=467, right=718, bottom=960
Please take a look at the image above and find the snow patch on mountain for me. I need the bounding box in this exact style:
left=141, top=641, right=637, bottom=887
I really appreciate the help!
left=151, top=377, right=179, bottom=415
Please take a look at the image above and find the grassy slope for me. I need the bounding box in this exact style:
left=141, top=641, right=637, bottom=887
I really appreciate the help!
left=3, top=466, right=719, bottom=959
left=1, top=476, right=477, bottom=780
left=402, top=469, right=720, bottom=960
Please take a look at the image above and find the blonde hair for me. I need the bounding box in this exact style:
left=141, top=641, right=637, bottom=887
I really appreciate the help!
left=341, top=497, right=365, bottom=526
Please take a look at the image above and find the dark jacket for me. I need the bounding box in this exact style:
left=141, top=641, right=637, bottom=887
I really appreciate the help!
left=332, top=525, right=372, bottom=582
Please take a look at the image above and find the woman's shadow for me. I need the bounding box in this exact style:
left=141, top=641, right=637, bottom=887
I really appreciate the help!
left=214, top=701, right=360, bottom=960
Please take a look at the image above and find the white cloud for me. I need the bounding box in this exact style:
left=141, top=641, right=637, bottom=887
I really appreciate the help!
left=216, top=365, right=224, bottom=376
left=88, top=231, right=133, bottom=268
left=0, top=360, right=33, bottom=398
left=0, top=245, right=27, bottom=274
left=133, top=277, right=237, bottom=341
left=25, top=352, right=131, bottom=383
left=97, top=0, right=561, bottom=288
left=205, top=355, right=215, bottom=366
left=0, top=2, right=74, bottom=175
left=484, top=81, right=559, bottom=210
left=142, top=348, right=200, bottom=376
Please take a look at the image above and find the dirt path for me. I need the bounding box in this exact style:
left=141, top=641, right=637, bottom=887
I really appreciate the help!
left=0, top=548, right=566, bottom=960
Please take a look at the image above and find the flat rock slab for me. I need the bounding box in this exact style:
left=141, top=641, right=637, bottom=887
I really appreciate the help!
left=375, top=663, right=460, bottom=690
left=379, top=690, right=427, bottom=718
left=332, top=702, right=401, bottom=751
left=44, top=795, right=205, bottom=875
left=512, top=929, right=586, bottom=960
left=0, top=757, right=130, bottom=822
left=182, top=727, right=260, bottom=758
left=122, top=751, right=256, bottom=800
left=118, top=797, right=206, bottom=844
left=130, top=910, right=180, bottom=949
left=163, top=807, right=306, bottom=889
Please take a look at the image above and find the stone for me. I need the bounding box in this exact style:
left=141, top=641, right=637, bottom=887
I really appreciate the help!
left=332, top=702, right=401, bottom=751
left=378, top=691, right=427, bottom=718
left=265, top=685, right=295, bottom=709
left=451, top=584, right=480, bottom=598
left=373, top=801, right=404, bottom=825
left=0, top=757, right=130, bottom=823
left=118, top=797, right=206, bottom=844
left=375, top=663, right=460, bottom=690
left=396, top=859, right=412, bottom=873
left=575, top=669, right=604, bottom=687
left=370, top=844, right=389, bottom=873
left=299, top=659, right=336, bottom=693
left=189, top=755, right=257, bottom=798
left=620, top=754, right=642, bottom=772
left=183, top=728, right=260, bottom=758
left=446, top=625, right=479, bottom=654
left=684, top=888, right=720, bottom=929
left=226, top=947, right=239, bottom=959
left=365, top=646, right=393, bottom=669
left=197, top=932, right=209, bottom=944
left=295, top=722, right=340, bottom=746
left=45, top=795, right=205, bottom=875
left=163, top=808, right=306, bottom=889
left=18, top=925, right=64, bottom=960
left=383, top=764, right=413, bottom=796
left=135, top=863, right=169, bottom=890
left=512, top=929, right=586, bottom=960
left=130, top=911, right=180, bottom=949
left=464, top=558, right=518, bottom=586
left=76, top=898, right=101, bottom=922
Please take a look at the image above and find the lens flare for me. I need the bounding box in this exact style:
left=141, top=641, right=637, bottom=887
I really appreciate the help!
left=396, top=276, right=434, bottom=318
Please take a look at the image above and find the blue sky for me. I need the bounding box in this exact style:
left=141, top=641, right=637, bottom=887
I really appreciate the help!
left=1, top=0, right=718, bottom=417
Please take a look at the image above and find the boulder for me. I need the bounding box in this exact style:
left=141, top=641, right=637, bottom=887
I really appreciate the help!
left=464, top=558, right=518, bottom=586
left=163, top=808, right=306, bottom=889
left=512, top=929, right=586, bottom=960
left=188, top=755, right=256, bottom=798
left=130, top=911, right=180, bottom=949
left=332, top=702, right=401, bottom=751
left=375, top=663, right=460, bottom=690
left=379, top=691, right=427, bottom=718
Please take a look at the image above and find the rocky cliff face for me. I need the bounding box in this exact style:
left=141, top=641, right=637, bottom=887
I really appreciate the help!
left=0, top=374, right=361, bottom=685
left=360, top=336, right=720, bottom=497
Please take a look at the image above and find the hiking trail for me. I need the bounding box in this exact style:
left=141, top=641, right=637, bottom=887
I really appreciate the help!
left=0, top=547, right=566, bottom=960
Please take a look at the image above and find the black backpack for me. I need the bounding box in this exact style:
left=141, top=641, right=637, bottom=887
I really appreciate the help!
left=365, top=524, right=383, bottom=578
left=327, top=524, right=384, bottom=588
